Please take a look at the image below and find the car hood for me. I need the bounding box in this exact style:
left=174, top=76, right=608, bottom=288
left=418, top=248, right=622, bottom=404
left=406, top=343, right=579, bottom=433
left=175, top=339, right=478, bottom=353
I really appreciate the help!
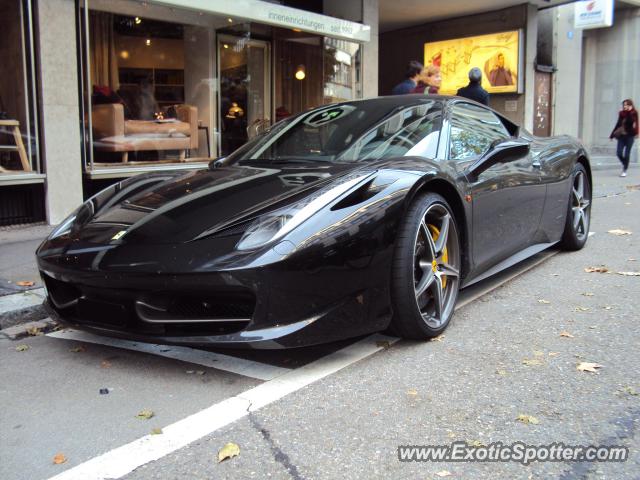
left=73, top=163, right=364, bottom=245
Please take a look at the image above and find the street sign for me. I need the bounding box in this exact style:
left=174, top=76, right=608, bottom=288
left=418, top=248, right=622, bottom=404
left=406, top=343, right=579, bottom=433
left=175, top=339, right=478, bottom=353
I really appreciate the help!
left=574, top=0, right=614, bottom=29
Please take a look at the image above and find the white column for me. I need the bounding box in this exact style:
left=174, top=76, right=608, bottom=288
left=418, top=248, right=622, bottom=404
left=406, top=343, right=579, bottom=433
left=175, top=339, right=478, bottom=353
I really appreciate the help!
left=37, top=0, right=84, bottom=224
left=523, top=4, right=538, bottom=133
left=552, top=4, right=583, bottom=138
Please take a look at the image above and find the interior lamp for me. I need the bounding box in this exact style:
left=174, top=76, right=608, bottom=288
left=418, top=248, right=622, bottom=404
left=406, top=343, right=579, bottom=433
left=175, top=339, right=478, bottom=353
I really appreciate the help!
left=295, top=65, right=306, bottom=81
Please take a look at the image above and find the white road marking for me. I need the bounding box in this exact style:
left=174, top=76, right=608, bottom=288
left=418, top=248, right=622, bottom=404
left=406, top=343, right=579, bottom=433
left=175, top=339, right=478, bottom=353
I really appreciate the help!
left=46, top=334, right=398, bottom=480
left=46, top=329, right=290, bottom=381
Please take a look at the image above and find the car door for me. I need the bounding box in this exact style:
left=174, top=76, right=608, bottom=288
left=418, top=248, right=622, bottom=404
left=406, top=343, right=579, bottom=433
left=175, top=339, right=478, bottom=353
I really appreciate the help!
left=445, top=102, right=545, bottom=273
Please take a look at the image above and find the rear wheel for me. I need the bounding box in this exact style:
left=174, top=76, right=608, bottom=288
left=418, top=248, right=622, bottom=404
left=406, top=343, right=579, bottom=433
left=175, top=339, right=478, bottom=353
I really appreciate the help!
left=560, top=163, right=591, bottom=250
left=390, top=193, right=461, bottom=339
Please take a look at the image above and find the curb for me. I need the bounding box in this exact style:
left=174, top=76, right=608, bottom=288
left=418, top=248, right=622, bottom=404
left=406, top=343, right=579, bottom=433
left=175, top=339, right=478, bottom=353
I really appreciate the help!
left=0, top=317, right=58, bottom=341
left=0, top=288, right=49, bottom=331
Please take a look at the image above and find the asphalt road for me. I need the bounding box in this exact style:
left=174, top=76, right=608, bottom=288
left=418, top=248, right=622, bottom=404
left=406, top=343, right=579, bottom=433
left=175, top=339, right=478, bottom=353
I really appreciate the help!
left=1, top=167, right=638, bottom=480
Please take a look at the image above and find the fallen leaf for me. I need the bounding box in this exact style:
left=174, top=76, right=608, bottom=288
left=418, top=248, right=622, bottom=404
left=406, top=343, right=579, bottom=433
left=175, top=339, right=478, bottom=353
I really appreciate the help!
left=522, top=358, right=543, bottom=366
left=15, top=344, right=30, bottom=352
left=602, top=305, right=613, bottom=310
left=468, top=440, right=484, bottom=447
left=53, top=453, right=67, bottom=464
left=617, top=271, right=640, bottom=276
left=101, top=360, right=112, bottom=369
left=584, top=266, right=609, bottom=273
left=136, top=409, right=154, bottom=420
left=538, top=299, right=551, bottom=304
left=16, top=280, right=35, bottom=287
left=628, top=258, right=637, bottom=262
left=607, top=229, right=632, bottom=236
left=577, top=362, right=603, bottom=373
left=69, top=346, right=85, bottom=353
left=218, top=442, right=240, bottom=463
left=496, top=369, right=508, bottom=376
left=581, top=292, right=594, bottom=297
left=151, top=428, right=163, bottom=435
left=430, top=334, right=445, bottom=342
left=376, top=340, right=390, bottom=350
left=548, top=352, right=560, bottom=357
left=533, top=350, right=544, bottom=357
left=406, top=389, right=418, bottom=396
left=559, top=331, right=574, bottom=338
left=550, top=273, right=560, bottom=276
left=516, top=414, right=540, bottom=425
left=26, top=326, right=42, bottom=336
left=621, top=386, right=638, bottom=396
left=625, top=185, right=640, bottom=191
left=435, top=471, right=453, bottom=478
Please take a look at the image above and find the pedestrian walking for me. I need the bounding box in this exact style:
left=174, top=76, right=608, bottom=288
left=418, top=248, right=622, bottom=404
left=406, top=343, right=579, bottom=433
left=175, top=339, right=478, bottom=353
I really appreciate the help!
left=610, top=99, right=639, bottom=177
left=456, top=67, right=489, bottom=105
left=391, top=61, right=424, bottom=95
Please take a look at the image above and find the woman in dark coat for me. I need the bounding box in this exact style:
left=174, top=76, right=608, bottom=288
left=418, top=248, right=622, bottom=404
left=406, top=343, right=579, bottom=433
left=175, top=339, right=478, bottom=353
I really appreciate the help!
left=610, top=99, right=639, bottom=177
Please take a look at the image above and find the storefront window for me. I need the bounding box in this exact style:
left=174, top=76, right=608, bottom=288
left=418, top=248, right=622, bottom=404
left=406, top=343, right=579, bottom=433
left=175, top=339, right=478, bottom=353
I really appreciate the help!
left=0, top=0, right=40, bottom=178
left=79, top=1, right=364, bottom=172
left=80, top=2, right=215, bottom=172
left=273, top=30, right=362, bottom=126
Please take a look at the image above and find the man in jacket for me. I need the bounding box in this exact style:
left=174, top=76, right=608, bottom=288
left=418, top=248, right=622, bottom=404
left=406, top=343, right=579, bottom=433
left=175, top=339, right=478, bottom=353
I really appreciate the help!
left=456, top=68, right=489, bottom=105
left=391, top=61, right=424, bottom=95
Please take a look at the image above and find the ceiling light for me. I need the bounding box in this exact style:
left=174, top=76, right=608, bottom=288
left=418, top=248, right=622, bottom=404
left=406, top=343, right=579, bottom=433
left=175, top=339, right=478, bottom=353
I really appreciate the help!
left=134, top=17, right=142, bottom=24
left=227, top=18, right=233, bottom=23
left=223, top=44, right=229, bottom=49
left=295, top=65, right=306, bottom=80
left=145, top=38, right=151, bottom=46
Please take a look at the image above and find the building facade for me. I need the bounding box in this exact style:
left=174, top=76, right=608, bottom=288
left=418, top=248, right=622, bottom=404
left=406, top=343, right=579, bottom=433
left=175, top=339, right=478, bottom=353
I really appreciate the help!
left=0, top=0, right=378, bottom=226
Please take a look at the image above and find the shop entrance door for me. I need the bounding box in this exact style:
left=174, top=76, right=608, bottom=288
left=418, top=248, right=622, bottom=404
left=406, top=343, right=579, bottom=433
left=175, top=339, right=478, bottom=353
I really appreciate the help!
left=217, top=35, right=271, bottom=156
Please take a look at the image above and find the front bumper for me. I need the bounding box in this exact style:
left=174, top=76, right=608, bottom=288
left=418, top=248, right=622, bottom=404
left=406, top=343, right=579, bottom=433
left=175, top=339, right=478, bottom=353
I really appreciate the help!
left=38, top=251, right=392, bottom=349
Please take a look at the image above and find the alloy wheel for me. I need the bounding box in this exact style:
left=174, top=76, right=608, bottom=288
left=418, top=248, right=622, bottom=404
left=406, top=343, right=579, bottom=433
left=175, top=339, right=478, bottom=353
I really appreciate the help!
left=571, top=170, right=590, bottom=241
left=413, top=204, right=461, bottom=329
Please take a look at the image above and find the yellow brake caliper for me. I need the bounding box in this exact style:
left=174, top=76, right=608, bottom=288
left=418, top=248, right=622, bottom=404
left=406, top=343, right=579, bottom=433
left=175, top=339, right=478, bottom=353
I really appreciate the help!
left=428, top=225, right=448, bottom=288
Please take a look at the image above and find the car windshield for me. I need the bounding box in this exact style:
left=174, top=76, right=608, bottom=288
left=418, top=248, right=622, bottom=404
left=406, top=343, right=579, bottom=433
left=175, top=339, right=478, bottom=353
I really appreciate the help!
left=223, top=99, right=443, bottom=166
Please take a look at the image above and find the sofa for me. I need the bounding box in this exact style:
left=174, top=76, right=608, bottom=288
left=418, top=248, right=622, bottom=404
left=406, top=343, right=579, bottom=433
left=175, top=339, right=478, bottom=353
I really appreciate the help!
left=91, top=103, right=198, bottom=163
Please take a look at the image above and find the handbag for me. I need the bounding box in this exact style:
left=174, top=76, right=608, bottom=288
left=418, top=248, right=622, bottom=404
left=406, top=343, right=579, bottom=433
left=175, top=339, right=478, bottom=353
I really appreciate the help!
left=612, top=126, right=627, bottom=139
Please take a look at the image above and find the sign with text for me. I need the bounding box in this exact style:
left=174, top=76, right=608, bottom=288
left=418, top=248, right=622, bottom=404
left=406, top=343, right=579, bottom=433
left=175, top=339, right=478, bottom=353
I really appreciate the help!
left=424, top=30, right=521, bottom=95
left=152, top=0, right=371, bottom=42
left=574, top=0, right=614, bottom=29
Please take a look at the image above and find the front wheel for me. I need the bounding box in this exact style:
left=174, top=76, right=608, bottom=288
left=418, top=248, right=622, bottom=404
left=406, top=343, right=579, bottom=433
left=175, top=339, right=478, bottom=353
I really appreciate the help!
left=390, top=193, right=461, bottom=339
left=560, top=163, right=591, bottom=251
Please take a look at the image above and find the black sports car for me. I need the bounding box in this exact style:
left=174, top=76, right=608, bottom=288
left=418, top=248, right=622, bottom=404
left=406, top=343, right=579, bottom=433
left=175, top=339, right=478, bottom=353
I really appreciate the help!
left=36, top=96, right=592, bottom=348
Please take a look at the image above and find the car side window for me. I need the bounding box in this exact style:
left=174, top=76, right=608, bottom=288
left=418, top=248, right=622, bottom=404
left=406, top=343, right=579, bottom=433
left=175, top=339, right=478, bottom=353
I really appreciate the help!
left=448, top=103, right=510, bottom=161
left=339, top=102, right=442, bottom=162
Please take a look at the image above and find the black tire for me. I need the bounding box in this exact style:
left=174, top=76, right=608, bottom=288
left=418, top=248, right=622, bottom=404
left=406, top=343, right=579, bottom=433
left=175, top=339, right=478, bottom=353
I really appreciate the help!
left=560, top=163, right=591, bottom=251
left=390, top=193, right=461, bottom=339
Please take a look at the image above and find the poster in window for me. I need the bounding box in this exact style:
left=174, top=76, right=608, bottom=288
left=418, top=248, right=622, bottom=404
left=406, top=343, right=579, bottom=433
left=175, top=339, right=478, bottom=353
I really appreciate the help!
left=424, top=30, right=521, bottom=94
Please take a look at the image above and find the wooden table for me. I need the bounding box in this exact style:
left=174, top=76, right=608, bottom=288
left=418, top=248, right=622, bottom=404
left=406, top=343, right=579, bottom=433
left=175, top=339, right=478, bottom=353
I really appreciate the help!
left=0, top=119, right=31, bottom=172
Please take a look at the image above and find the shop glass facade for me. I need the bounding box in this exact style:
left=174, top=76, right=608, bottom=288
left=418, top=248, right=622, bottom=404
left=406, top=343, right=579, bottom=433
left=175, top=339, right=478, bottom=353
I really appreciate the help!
left=78, top=0, right=363, bottom=172
left=0, top=0, right=40, bottom=178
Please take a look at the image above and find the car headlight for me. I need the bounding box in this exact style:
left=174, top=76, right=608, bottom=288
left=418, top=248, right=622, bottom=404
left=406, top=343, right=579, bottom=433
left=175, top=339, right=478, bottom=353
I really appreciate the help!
left=236, top=171, right=375, bottom=251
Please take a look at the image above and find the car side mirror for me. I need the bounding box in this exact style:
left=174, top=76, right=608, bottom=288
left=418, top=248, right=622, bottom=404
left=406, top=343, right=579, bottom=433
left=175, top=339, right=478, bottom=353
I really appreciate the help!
left=466, top=140, right=530, bottom=180
left=208, top=156, right=227, bottom=169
